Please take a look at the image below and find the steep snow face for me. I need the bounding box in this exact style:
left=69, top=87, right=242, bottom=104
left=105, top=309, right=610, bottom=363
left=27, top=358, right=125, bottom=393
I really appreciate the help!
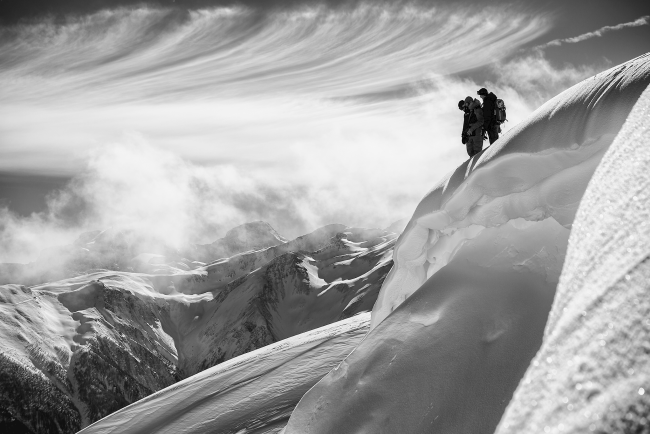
left=283, top=259, right=555, bottom=434
left=79, top=313, right=370, bottom=434
left=371, top=53, right=650, bottom=329
left=495, top=79, right=650, bottom=432
left=282, top=54, right=650, bottom=434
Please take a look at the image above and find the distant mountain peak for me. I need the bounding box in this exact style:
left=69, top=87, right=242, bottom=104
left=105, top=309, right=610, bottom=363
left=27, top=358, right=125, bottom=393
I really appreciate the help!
left=222, top=221, right=287, bottom=245
left=192, top=221, right=287, bottom=263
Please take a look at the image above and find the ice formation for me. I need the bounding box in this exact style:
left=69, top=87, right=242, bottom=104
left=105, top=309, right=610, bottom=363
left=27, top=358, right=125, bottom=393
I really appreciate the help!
left=80, top=313, right=369, bottom=434
left=495, top=73, right=650, bottom=433
left=282, top=54, right=650, bottom=433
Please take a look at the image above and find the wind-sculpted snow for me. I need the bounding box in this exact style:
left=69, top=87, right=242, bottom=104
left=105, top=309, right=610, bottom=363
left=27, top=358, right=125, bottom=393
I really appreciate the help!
left=282, top=54, right=650, bottom=434
left=495, top=77, right=650, bottom=433
left=372, top=53, right=650, bottom=328
left=79, top=313, right=370, bottom=434
left=284, top=257, right=555, bottom=434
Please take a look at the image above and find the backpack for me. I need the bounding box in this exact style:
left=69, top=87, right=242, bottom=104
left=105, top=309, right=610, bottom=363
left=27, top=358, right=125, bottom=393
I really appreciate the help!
left=495, top=99, right=507, bottom=124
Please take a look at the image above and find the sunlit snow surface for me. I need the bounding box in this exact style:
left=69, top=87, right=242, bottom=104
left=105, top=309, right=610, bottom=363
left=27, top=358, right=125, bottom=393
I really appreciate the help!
left=372, top=53, right=650, bottom=329
left=282, top=54, right=650, bottom=433
left=496, top=75, right=650, bottom=433
left=79, top=313, right=369, bottom=434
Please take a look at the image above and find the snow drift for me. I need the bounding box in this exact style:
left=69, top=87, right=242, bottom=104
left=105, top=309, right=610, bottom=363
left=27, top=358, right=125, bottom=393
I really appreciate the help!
left=496, top=67, right=650, bottom=434
left=372, top=53, right=650, bottom=329
left=79, top=313, right=370, bottom=434
left=282, top=54, right=650, bottom=433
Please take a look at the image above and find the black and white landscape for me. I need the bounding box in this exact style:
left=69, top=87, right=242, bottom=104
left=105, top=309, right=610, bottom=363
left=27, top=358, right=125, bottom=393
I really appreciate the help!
left=1, top=1, right=649, bottom=433
left=1, top=220, right=400, bottom=432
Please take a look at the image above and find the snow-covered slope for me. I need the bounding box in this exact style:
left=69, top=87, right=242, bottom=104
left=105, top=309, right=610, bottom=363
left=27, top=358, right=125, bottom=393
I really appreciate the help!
left=495, top=68, right=650, bottom=434
left=372, top=53, right=650, bottom=329
left=0, top=224, right=397, bottom=433
left=79, top=313, right=369, bottom=434
left=282, top=54, right=650, bottom=433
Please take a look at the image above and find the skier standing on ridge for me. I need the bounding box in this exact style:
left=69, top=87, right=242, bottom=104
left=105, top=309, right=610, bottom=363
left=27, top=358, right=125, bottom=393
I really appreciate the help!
left=458, top=100, right=471, bottom=156
left=464, top=96, right=484, bottom=157
left=477, top=87, right=499, bottom=145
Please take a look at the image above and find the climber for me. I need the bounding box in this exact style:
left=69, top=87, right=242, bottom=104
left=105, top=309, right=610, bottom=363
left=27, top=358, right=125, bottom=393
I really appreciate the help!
left=464, top=96, right=484, bottom=157
left=477, top=87, right=499, bottom=145
left=459, top=100, right=471, bottom=155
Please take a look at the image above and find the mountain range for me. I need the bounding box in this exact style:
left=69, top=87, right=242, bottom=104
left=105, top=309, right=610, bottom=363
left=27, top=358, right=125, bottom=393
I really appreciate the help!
left=0, top=220, right=403, bottom=433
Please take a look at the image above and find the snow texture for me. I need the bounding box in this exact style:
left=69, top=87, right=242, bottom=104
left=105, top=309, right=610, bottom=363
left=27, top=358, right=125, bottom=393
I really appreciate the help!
left=282, top=54, right=650, bottom=434
left=496, top=73, right=650, bottom=433
left=371, top=53, right=650, bottom=329
left=79, top=313, right=369, bottom=434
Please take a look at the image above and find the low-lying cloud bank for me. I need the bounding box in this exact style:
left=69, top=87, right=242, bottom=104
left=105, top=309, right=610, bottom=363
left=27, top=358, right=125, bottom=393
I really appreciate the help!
left=0, top=2, right=606, bottom=263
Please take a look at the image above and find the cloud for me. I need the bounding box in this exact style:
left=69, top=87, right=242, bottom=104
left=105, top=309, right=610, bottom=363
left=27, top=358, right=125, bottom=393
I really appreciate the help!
left=1, top=50, right=599, bottom=264
left=535, top=15, right=649, bottom=50
left=0, top=135, right=437, bottom=263
left=0, top=2, right=601, bottom=263
left=0, top=3, right=551, bottom=172
left=492, top=54, right=604, bottom=106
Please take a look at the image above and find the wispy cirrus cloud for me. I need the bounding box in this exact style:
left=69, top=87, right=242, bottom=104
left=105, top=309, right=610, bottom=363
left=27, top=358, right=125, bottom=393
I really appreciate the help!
left=0, top=3, right=551, bottom=173
left=2, top=2, right=601, bottom=263
left=493, top=54, right=604, bottom=106
left=535, top=15, right=649, bottom=50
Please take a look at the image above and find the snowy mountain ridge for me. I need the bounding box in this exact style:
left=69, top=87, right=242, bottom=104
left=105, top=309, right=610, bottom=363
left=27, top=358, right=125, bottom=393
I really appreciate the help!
left=0, top=222, right=398, bottom=433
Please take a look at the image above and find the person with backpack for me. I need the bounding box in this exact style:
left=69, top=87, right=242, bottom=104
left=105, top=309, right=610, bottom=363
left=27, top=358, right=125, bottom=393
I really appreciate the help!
left=464, top=96, right=484, bottom=157
left=477, top=88, right=499, bottom=145
left=458, top=100, right=471, bottom=155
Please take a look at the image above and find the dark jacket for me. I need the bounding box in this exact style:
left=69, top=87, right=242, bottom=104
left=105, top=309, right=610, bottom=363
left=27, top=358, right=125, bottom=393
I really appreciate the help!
left=467, top=99, right=483, bottom=136
left=481, top=92, right=497, bottom=128
left=461, top=109, right=470, bottom=142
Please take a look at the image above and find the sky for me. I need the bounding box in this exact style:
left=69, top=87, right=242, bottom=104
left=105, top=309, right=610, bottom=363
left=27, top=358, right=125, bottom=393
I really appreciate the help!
left=0, top=0, right=648, bottom=262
